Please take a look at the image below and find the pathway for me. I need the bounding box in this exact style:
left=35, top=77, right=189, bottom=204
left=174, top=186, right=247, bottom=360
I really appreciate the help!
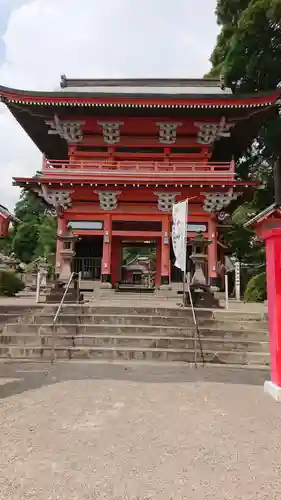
left=0, top=361, right=279, bottom=500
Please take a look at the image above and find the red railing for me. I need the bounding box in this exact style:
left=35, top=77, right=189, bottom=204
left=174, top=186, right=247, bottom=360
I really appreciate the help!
left=42, top=158, right=235, bottom=180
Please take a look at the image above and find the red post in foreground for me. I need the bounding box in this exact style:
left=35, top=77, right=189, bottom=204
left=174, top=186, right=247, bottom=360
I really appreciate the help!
left=263, top=228, right=281, bottom=398
left=245, top=205, right=281, bottom=400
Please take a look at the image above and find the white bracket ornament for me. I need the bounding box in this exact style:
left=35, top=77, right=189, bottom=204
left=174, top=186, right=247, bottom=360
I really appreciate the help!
left=156, top=122, right=182, bottom=144
left=203, top=190, right=241, bottom=212
left=195, top=117, right=234, bottom=145
left=154, top=192, right=181, bottom=212
left=45, top=115, right=84, bottom=143
left=97, top=121, right=124, bottom=144
left=36, top=185, right=72, bottom=210
left=95, top=191, right=121, bottom=211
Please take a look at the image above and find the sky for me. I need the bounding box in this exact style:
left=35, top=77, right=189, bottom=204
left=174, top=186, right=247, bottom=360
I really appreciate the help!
left=0, top=0, right=219, bottom=211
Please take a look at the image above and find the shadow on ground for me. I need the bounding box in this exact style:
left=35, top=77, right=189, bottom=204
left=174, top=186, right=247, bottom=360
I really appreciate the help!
left=0, top=360, right=268, bottom=399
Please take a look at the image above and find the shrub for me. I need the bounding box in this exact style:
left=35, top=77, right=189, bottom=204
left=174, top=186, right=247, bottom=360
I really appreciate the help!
left=0, top=270, right=25, bottom=296
left=244, top=272, right=267, bottom=303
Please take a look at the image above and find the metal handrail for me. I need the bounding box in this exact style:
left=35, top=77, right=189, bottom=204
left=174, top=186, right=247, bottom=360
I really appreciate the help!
left=51, top=272, right=75, bottom=364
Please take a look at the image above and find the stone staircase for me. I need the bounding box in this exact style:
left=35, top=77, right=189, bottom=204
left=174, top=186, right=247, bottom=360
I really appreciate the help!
left=0, top=304, right=270, bottom=366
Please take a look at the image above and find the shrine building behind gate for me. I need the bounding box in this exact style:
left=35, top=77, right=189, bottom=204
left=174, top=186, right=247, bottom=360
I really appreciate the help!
left=1, top=76, right=281, bottom=291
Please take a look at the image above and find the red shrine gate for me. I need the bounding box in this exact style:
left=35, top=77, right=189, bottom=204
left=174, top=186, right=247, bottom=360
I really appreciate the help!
left=1, top=76, right=280, bottom=292
left=0, top=204, right=18, bottom=238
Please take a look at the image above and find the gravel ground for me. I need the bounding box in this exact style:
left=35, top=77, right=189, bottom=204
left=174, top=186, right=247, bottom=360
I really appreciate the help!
left=0, top=362, right=280, bottom=500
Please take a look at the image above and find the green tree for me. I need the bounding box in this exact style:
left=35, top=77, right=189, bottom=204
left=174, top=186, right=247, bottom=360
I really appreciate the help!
left=9, top=190, right=56, bottom=263
left=209, top=0, right=281, bottom=91
left=208, top=0, right=281, bottom=264
left=36, top=215, right=57, bottom=260
left=14, top=190, right=47, bottom=221
left=11, top=221, right=39, bottom=263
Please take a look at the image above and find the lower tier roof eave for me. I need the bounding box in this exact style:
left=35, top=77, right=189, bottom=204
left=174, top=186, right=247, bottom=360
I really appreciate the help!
left=12, top=177, right=260, bottom=188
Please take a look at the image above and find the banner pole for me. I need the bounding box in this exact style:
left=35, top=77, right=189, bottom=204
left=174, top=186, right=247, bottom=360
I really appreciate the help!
left=225, top=273, right=229, bottom=309
left=182, top=205, right=187, bottom=307
left=172, top=198, right=188, bottom=307
left=182, top=224, right=187, bottom=307
left=182, top=272, right=186, bottom=307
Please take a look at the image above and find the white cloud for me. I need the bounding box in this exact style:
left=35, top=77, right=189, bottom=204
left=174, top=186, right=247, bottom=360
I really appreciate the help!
left=0, top=0, right=219, bottom=210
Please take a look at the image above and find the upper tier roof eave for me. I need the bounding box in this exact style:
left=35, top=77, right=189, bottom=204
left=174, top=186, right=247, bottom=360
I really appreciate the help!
left=12, top=176, right=259, bottom=187
left=0, top=83, right=280, bottom=107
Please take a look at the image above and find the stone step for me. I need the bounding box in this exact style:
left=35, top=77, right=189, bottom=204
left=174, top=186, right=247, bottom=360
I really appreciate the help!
left=0, top=333, right=269, bottom=352
left=24, top=313, right=268, bottom=330
left=0, top=305, right=39, bottom=312
left=0, top=345, right=270, bottom=365
left=40, top=305, right=266, bottom=322
left=203, top=320, right=268, bottom=331
left=0, top=302, right=268, bottom=367
left=0, top=308, right=37, bottom=327
left=212, top=310, right=266, bottom=321
left=0, top=314, right=32, bottom=328
left=43, top=305, right=205, bottom=316
left=52, top=305, right=215, bottom=318
left=115, top=287, right=155, bottom=294
left=21, top=314, right=200, bottom=327
left=2, top=323, right=269, bottom=339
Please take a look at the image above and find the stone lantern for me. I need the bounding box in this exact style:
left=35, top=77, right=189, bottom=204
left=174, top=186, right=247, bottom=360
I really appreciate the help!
left=57, top=227, right=77, bottom=283
left=189, top=232, right=211, bottom=285
left=186, top=232, right=220, bottom=308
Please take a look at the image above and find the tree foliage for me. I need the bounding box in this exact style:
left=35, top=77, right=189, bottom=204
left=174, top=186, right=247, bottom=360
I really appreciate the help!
left=215, top=0, right=252, bottom=26
left=244, top=271, right=267, bottom=302
left=210, top=0, right=281, bottom=91
left=14, top=190, right=47, bottom=221
left=12, top=221, right=39, bottom=263
left=0, top=270, right=25, bottom=297
left=2, top=191, right=57, bottom=264
left=209, top=0, right=281, bottom=264
left=36, top=216, right=57, bottom=261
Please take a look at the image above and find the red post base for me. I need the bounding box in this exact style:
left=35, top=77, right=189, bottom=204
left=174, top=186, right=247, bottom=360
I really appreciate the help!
left=263, top=228, right=281, bottom=390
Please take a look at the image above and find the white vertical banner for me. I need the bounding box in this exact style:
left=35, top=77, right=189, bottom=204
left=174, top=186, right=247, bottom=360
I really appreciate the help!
left=172, top=200, right=188, bottom=273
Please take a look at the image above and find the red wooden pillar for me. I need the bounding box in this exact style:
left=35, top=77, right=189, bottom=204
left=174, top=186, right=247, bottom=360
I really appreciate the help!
left=111, top=237, right=121, bottom=286
left=55, top=215, right=67, bottom=274
left=101, top=214, right=112, bottom=284
left=208, top=216, right=219, bottom=288
left=263, top=228, right=281, bottom=400
left=155, top=238, right=161, bottom=287
left=161, top=215, right=170, bottom=285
